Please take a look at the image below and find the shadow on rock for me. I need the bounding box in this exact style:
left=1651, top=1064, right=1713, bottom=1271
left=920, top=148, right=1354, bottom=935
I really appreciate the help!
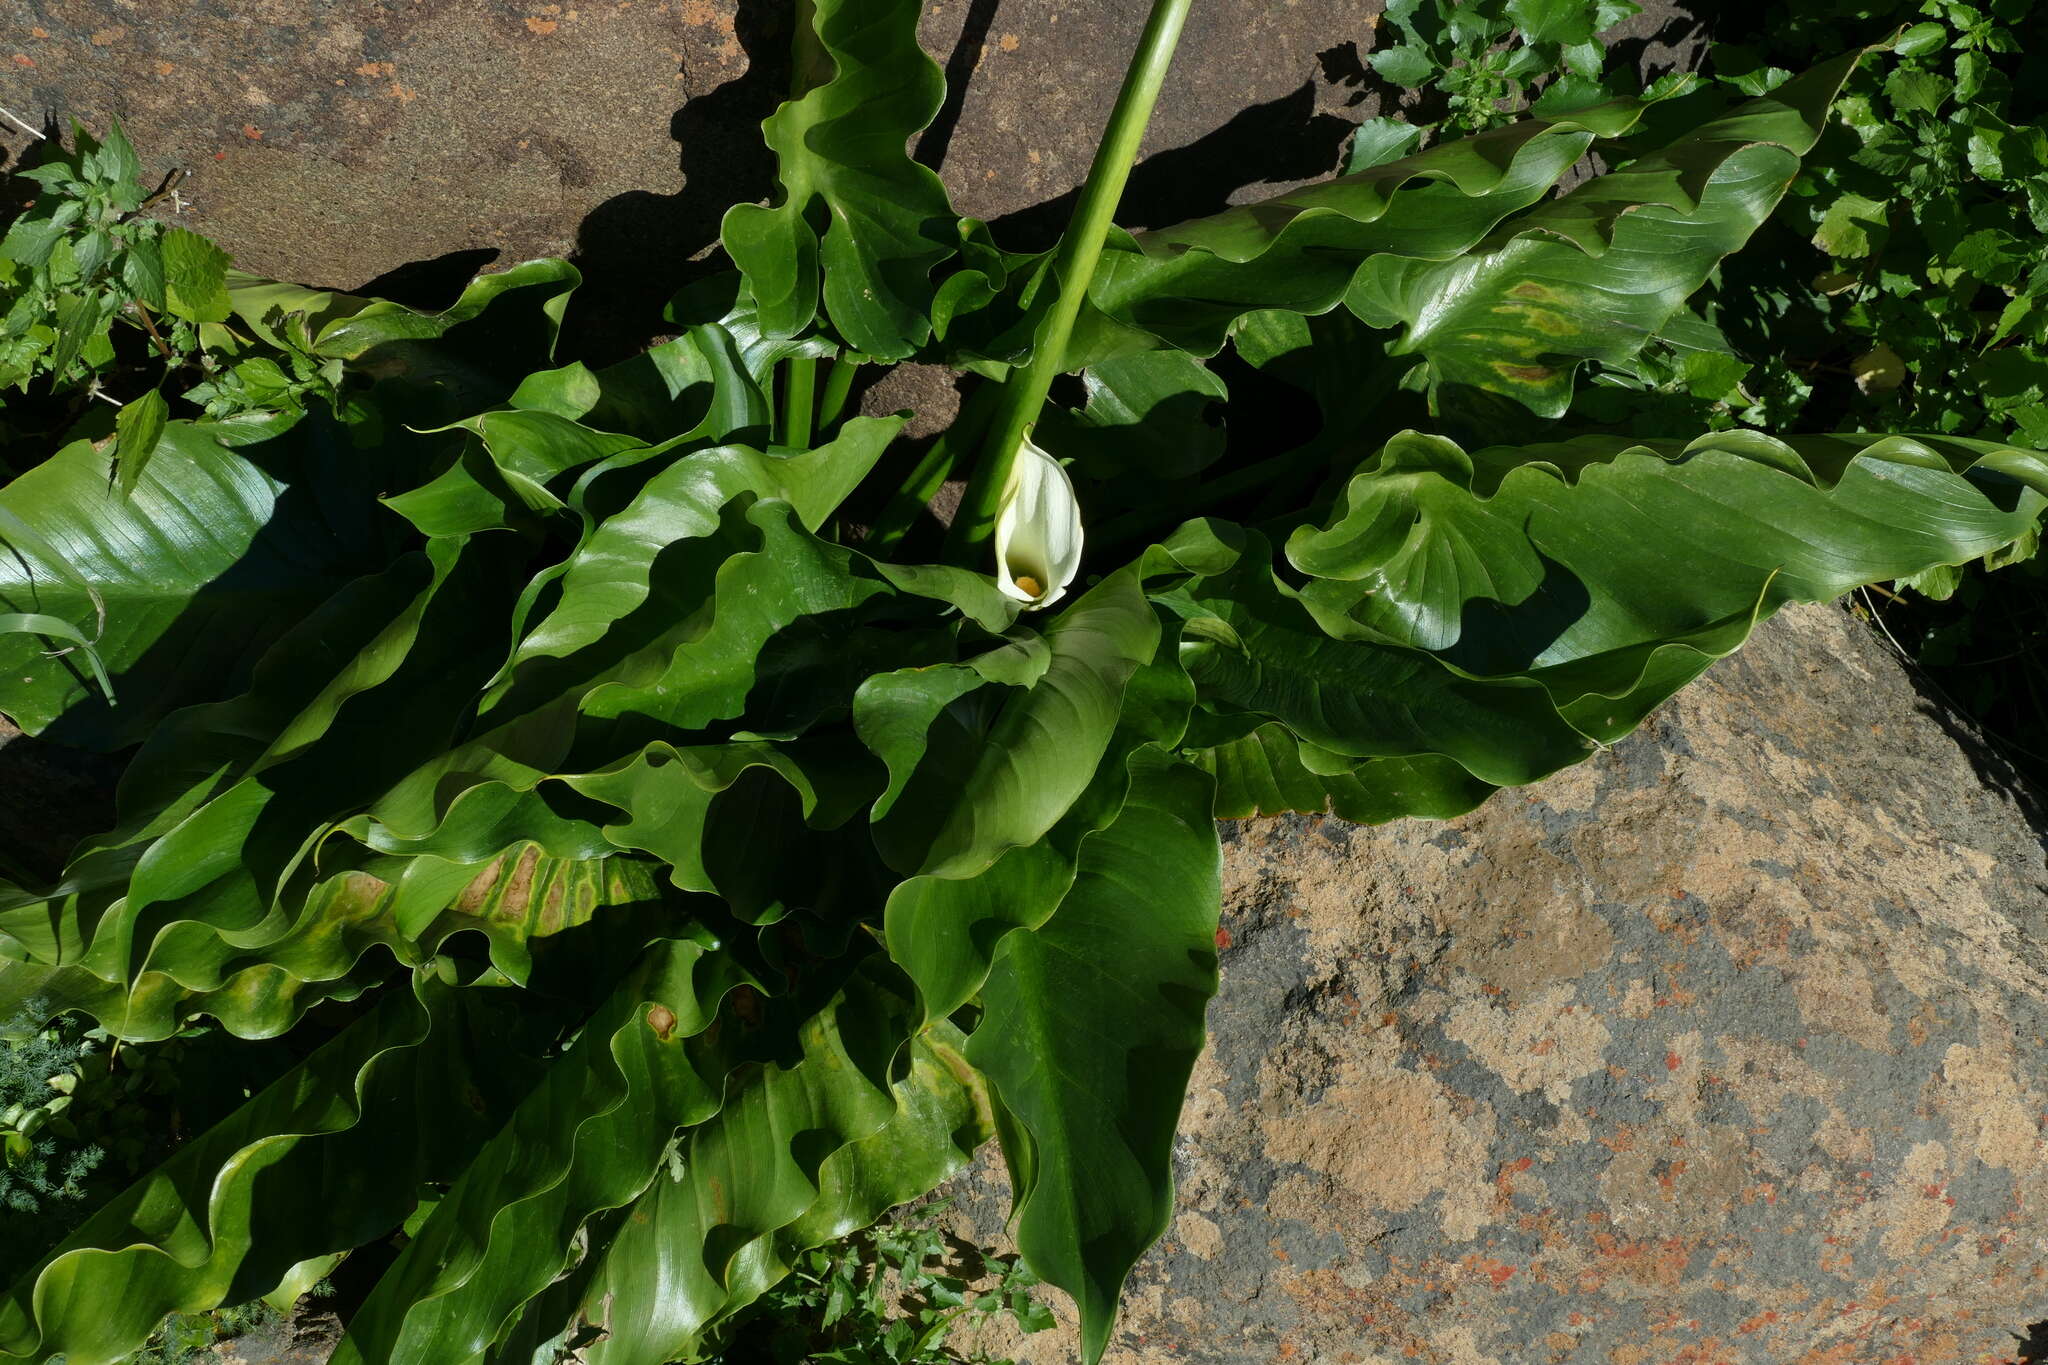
left=550, top=1, right=1365, bottom=364
left=352, top=246, right=505, bottom=312
left=1908, top=682, right=2048, bottom=849
left=556, top=0, right=793, bottom=368
left=989, top=80, right=1357, bottom=253
left=914, top=0, right=1002, bottom=177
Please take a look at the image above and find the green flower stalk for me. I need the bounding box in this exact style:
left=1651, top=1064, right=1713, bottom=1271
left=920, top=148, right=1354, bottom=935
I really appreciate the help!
left=945, top=0, right=1196, bottom=567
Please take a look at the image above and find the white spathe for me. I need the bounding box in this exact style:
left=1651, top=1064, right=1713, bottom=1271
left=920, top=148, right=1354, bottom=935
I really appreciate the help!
left=994, top=435, right=1083, bottom=610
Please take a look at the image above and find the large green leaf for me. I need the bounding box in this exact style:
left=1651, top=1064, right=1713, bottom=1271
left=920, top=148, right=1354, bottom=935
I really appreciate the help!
left=0, top=850, right=666, bottom=1043
left=499, top=980, right=989, bottom=1365
left=330, top=930, right=758, bottom=1365
left=1034, top=349, right=1230, bottom=487
left=218, top=259, right=583, bottom=430
left=1159, top=531, right=1599, bottom=788
left=570, top=320, right=773, bottom=448
left=221, top=258, right=578, bottom=366
left=868, top=567, right=1161, bottom=879
left=868, top=532, right=1228, bottom=1023
left=312, top=259, right=579, bottom=361
left=0, top=418, right=414, bottom=749
left=1053, top=93, right=1675, bottom=365
left=569, top=498, right=902, bottom=745
left=966, top=750, right=1221, bottom=1365
left=383, top=409, right=644, bottom=538
left=485, top=418, right=903, bottom=713
left=563, top=738, right=880, bottom=924
left=215, top=271, right=370, bottom=354
left=876, top=611, right=1197, bottom=1025
left=0, top=533, right=554, bottom=1040
left=1193, top=719, right=1495, bottom=824
left=0, top=970, right=554, bottom=1365
left=1345, top=55, right=1860, bottom=418
left=1289, top=430, right=2048, bottom=674
left=1162, top=429, right=2048, bottom=828
left=720, top=0, right=956, bottom=358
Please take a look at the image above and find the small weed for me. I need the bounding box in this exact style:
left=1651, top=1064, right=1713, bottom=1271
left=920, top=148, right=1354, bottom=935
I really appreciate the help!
left=706, top=1202, right=1053, bottom=1364
left=123, top=1300, right=282, bottom=1365
left=1365, top=0, right=1650, bottom=139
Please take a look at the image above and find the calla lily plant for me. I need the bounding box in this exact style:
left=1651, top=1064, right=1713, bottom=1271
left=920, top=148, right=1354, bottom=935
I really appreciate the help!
left=4, top=5, right=2045, bottom=1365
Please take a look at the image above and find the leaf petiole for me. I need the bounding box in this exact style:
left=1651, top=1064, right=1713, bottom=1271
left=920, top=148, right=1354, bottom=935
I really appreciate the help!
left=781, top=355, right=817, bottom=448
left=817, top=350, right=863, bottom=430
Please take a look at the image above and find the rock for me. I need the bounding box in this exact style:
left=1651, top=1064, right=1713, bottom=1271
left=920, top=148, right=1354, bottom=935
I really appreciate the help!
left=1, top=1, right=1707, bottom=362
left=1, top=0, right=1372, bottom=278
left=0, top=0, right=1381, bottom=363
left=939, top=602, right=2048, bottom=1364
left=208, top=1307, right=343, bottom=1365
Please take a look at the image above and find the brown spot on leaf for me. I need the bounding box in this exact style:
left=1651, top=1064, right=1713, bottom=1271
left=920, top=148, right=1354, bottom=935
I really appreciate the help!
left=731, top=984, right=763, bottom=1026
left=327, top=871, right=395, bottom=923
left=1492, top=362, right=1554, bottom=383
left=646, top=1003, right=678, bottom=1041
left=455, top=855, right=504, bottom=913
left=499, top=844, right=543, bottom=915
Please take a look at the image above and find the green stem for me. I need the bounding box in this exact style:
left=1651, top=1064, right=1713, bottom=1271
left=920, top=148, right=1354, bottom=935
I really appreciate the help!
left=866, top=438, right=958, bottom=555
left=865, top=397, right=991, bottom=556
left=771, top=0, right=830, bottom=452
left=128, top=299, right=175, bottom=363
left=909, top=1306, right=971, bottom=1358
left=943, top=0, right=1195, bottom=563
left=817, top=351, right=862, bottom=429
left=782, top=356, right=817, bottom=448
